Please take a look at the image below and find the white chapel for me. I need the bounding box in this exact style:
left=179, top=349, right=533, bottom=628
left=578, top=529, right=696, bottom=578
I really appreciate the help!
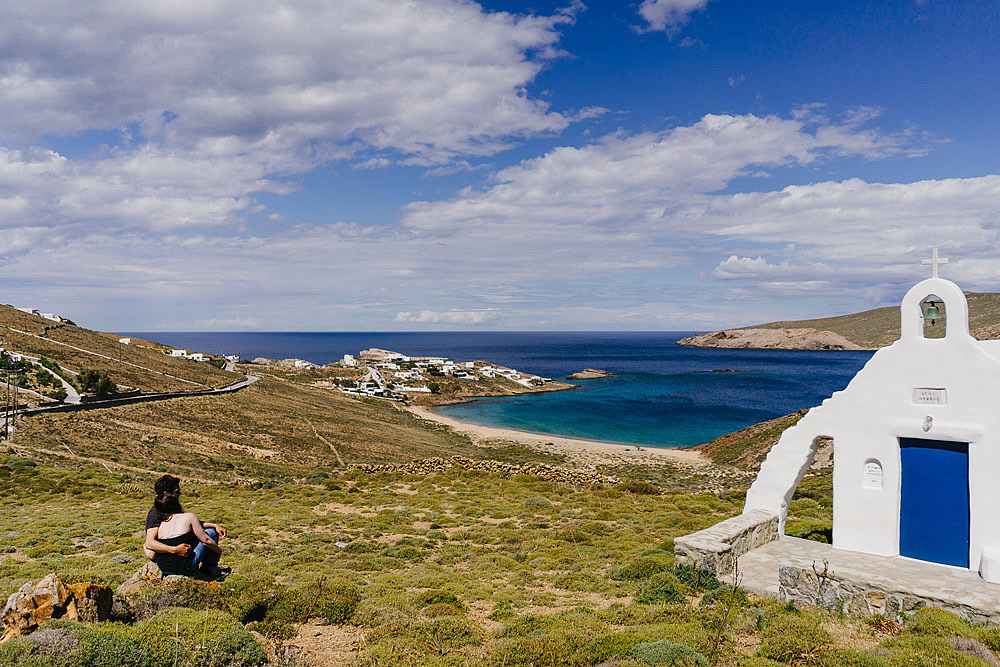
left=678, top=250, right=1000, bottom=590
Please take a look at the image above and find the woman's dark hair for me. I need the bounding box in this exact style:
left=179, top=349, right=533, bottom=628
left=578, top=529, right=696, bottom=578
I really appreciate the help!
left=154, top=492, right=183, bottom=521
left=154, top=474, right=181, bottom=496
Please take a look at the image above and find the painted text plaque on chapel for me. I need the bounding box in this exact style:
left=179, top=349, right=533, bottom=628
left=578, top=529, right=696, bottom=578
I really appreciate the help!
left=911, top=388, right=947, bottom=406
left=863, top=460, right=883, bottom=490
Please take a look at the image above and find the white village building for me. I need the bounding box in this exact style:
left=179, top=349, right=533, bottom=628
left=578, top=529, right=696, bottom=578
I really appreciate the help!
left=676, top=251, right=1000, bottom=619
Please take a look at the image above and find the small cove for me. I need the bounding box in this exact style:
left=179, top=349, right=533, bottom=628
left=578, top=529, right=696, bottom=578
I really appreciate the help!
left=126, top=330, right=874, bottom=449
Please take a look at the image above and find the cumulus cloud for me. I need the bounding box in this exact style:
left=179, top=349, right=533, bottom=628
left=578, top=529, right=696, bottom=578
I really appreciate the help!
left=638, top=0, right=711, bottom=34
left=0, top=1, right=572, bottom=166
left=2, top=102, right=995, bottom=330
left=395, top=310, right=496, bottom=325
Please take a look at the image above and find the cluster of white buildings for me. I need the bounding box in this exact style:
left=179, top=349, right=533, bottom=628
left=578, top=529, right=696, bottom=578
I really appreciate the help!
left=166, top=349, right=209, bottom=362
left=16, top=307, right=66, bottom=323
left=328, top=348, right=549, bottom=400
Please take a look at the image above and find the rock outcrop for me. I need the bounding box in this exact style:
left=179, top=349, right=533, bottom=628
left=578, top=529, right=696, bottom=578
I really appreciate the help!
left=677, top=328, right=864, bottom=351
left=566, top=369, right=612, bottom=380
left=115, top=562, right=189, bottom=597
left=1, top=574, right=112, bottom=641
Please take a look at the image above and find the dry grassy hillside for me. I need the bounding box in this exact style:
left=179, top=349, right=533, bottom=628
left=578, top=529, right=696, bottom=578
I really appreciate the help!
left=11, top=366, right=482, bottom=481
left=750, top=291, right=1000, bottom=348
left=0, top=304, right=239, bottom=391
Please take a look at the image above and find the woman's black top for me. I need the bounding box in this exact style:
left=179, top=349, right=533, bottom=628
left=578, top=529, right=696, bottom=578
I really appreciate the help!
left=154, top=529, right=199, bottom=575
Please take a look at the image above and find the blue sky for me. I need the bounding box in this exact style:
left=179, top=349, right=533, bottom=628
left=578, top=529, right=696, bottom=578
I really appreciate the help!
left=1, top=0, right=999, bottom=331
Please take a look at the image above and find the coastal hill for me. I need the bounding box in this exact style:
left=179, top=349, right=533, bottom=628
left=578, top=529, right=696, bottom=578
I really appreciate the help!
left=678, top=291, right=1000, bottom=350
left=0, top=304, right=240, bottom=392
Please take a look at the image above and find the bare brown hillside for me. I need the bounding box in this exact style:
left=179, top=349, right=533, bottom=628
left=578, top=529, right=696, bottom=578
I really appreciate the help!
left=0, top=304, right=240, bottom=392
left=680, top=291, right=1000, bottom=350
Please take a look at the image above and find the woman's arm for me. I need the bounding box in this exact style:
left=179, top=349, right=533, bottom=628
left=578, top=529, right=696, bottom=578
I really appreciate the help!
left=202, top=522, right=227, bottom=538
left=189, top=514, right=222, bottom=554
left=144, top=526, right=192, bottom=556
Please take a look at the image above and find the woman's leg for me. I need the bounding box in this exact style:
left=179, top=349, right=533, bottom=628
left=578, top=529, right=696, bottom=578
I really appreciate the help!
left=192, top=528, right=221, bottom=573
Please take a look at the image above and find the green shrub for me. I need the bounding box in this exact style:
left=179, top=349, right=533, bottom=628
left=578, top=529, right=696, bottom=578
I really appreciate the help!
left=735, top=658, right=786, bottom=667
left=524, top=497, right=553, bottom=511
left=817, top=649, right=891, bottom=666
left=636, top=573, right=686, bottom=604
left=206, top=627, right=268, bottom=666
left=671, top=565, right=721, bottom=593
left=133, top=606, right=264, bottom=666
left=423, top=602, right=464, bottom=617
left=632, top=639, right=708, bottom=666
left=611, top=555, right=673, bottom=581
left=415, top=616, right=483, bottom=649
left=416, top=591, right=465, bottom=610
left=655, top=622, right=712, bottom=657
left=616, top=480, right=662, bottom=495
left=266, top=580, right=361, bottom=627
left=881, top=634, right=986, bottom=666
left=584, top=632, right=645, bottom=663
left=425, top=529, right=447, bottom=540
left=906, top=608, right=975, bottom=638
left=975, top=625, right=1000, bottom=651
left=0, top=636, right=35, bottom=664
left=757, top=614, right=831, bottom=665
left=699, top=586, right=748, bottom=608
left=74, top=625, right=155, bottom=667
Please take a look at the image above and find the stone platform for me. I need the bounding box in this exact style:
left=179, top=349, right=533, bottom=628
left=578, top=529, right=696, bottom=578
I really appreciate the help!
left=726, top=536, right=1000, bottom=624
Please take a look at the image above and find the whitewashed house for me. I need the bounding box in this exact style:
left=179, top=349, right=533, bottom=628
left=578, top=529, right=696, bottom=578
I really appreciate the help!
left=118, top=338, right=131, bottom=345
left=169, top=349, right=187, bottom=357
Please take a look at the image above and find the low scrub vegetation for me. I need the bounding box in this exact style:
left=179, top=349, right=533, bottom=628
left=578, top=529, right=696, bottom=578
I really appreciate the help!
left=0, top=450, right=995, bottom=666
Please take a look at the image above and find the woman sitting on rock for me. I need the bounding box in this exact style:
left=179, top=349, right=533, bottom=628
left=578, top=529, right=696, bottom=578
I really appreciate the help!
left=145, top=488, right=230, bottom=581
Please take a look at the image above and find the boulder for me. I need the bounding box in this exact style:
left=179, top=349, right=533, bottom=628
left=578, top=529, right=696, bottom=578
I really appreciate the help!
left=114, top=561, right=187, bottom=597
left=1, top=573, right=112, bottom=641
left=115, top=561, right=162, bottom=597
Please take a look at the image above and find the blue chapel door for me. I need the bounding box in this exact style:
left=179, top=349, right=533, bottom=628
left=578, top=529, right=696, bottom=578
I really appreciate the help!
left=899, top=438, right=969, bottom=567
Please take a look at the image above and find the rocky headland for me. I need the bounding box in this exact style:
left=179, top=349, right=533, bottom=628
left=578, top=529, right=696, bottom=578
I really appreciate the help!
left=566, top=368, right=612, bottom=380
left=677, top=328, right=865, bottom=351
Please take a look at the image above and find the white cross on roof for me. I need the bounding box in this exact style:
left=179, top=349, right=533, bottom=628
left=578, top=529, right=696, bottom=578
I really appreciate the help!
left=922, top=247, right=949, bottom=278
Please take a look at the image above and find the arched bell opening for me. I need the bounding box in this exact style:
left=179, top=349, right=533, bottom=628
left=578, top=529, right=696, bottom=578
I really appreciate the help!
left=920, top=294, right=947, bottom=339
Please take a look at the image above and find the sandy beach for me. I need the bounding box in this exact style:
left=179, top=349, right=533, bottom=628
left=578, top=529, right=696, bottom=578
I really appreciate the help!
left=404, top=404, right=706, bottom=470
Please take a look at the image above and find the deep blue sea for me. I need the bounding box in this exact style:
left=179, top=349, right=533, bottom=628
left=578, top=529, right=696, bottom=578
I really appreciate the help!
left=123, top=331, right=873, bottom=449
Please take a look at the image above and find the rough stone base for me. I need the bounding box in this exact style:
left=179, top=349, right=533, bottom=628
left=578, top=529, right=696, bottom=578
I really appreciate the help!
left=778, top=557, right=1000, bottom=625
left=723, top=536, right=1000, bottom=625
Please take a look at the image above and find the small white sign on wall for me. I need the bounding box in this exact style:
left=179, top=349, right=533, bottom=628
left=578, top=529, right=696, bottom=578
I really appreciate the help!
left=912, top=388, right=948, bottom=406
left=863, top=459, right=883, bottom=490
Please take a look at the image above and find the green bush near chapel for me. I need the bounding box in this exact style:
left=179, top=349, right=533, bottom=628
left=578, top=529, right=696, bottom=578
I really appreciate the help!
left=756, top=613, right=831, bottom=665
left=636, top=572, right=686, bottom=604
left=906, top=607, right=976, bottom=639
left=611, top=555, right=673, bottom=581
left=632, top=639, right=708, bottom=666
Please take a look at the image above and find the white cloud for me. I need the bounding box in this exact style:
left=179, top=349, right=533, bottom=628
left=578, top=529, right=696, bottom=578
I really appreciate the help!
left=0, top=1, right=572, bottom=166
left=192, top=317, right=263, bottom=330
left=2, top=106, right=995, bottom=331
left=637, top=0, right=711, bottom=34
left=395, top=310, right=496, bottom=325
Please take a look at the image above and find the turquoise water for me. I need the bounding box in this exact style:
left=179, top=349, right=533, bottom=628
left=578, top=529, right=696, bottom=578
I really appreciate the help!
left=125, top=331, right=873, bottom=448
